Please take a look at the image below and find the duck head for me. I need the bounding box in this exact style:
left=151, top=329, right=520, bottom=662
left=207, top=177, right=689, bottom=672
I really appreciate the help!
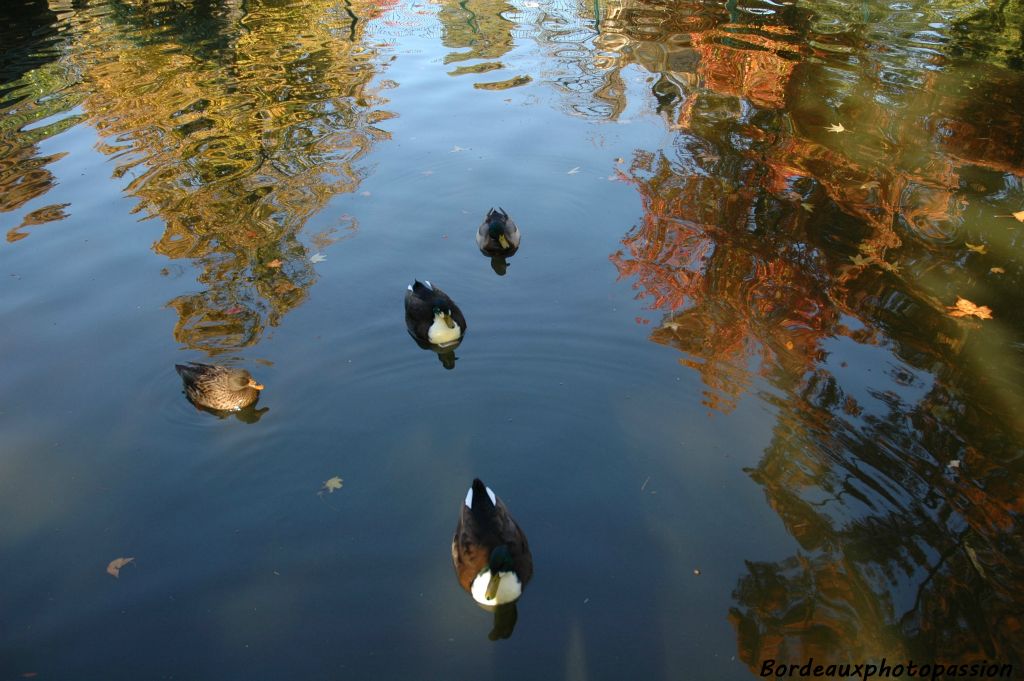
left=231, top=370, right=264, bottom=391
left=485, top=208, right=512, bottom=249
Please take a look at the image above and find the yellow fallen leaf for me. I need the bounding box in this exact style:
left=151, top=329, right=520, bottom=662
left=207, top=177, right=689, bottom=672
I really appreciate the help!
left=107, top=556, right=134, bottom=578
left=850, top=254, right=873, bottom=267
left=964, top=544, right=986, bottom=579
left=946, top=297, right=993, bottom=320
left=826, top=123, right=845, bottom=133
left=267, top=259, right=283, bottom=268
left=1013, top=210, right=1024, bottom=222
left=965, top=243, right=987, bottom=254
left=990, top=267, right=1005, bottom=274
left=319, top=476, right=343, bottom=495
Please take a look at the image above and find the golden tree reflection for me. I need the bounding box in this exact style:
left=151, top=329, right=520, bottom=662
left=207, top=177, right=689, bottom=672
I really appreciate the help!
left=438, top=0, right=516, bottom=64
left=435, top=0, right=527, bottom=89
left=61, top=0, right=396, bottom=353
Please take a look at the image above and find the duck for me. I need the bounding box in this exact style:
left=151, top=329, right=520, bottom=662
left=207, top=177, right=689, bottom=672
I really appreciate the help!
left=175, top=362, right=264, bottom=411
left=404, top=280, right=467, bottom=348
left=476, top=208, right=520, bottom=257
left=451, top=478, right=533, bottom=607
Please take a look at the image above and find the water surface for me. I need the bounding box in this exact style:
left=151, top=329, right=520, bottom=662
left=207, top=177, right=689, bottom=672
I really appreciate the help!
left=2, top=0, right=1023, bottom=678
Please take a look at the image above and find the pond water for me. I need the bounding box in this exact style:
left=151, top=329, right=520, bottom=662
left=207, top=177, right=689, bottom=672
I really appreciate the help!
left=2, top=0, right=1023, bottom=678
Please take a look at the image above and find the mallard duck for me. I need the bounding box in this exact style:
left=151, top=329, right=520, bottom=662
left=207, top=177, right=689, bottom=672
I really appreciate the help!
left=452, top=478, right=533, bottom=607
left=404, top=280, right=466, bottom=347
left=175, top=362, right=264, bottom=411
left=476, top=208, right=520, bottom=257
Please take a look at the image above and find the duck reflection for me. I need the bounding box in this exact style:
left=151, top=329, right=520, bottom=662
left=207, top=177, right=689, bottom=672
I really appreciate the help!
left=187, top=399, right=270, bottom=424
left=488, top=256, right=511, bottom=276
left=476, top=208, right=520, bottom=276
left=487, top=602, right=519, bottom=640
left=404, top=280, right=467, bottom=369
left=452, top=479, right=533, bottom=640
left=408, top=335, right=461, bottom=370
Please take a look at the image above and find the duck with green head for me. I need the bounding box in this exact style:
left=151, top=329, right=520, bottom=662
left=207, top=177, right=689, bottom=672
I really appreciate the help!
left=476, top=208, right=520, bottom=256
left=404, top=280, right=467, bottom=348
left=452, top=478, right=533, bottom=607
left=477, top=208, right=520, bottom=276
left=175, top=362, right=264, bottom=412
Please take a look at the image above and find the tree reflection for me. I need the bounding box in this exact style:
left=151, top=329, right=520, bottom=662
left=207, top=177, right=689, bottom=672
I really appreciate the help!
left=597, top=0, right=1024, bottom=671
left=437, top=0, right=516, bottom=74
left=0, top=0, right=79, bottom=236
left=61, top=0, right=396, bottom=354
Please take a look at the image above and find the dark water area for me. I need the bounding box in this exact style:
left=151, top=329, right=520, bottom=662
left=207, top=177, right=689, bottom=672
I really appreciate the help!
left=2, top=0, right=1023, bottom=679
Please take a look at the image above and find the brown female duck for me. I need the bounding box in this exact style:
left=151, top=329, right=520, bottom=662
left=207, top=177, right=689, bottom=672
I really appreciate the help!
left=175, top=362, right=264, bottom=411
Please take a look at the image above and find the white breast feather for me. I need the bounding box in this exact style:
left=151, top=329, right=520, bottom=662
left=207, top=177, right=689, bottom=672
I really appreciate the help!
left=471, top=570, right=522, bottom=605
left=427, top=313, right=461, bottom=345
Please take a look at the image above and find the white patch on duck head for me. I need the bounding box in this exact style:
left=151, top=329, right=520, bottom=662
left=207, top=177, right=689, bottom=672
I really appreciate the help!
left=471, top=569, right=522, bottom=606
left=465, top=484, right=498, bottom=508
left=427, top=310, right=461, bottom=346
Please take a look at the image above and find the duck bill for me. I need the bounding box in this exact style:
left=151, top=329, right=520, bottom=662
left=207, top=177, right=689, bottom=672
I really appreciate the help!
left=498, top=234, right=510, bottom=250
left=249, top=380, right=265, bottom=390
left=485, top=572, right=501, bottom=601
left=443, top=312, right=456, bottom=329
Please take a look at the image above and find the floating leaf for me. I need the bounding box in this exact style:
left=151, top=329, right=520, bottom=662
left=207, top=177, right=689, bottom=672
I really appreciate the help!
left=266, top=259, right=283, bottom=268
left=450, top=145, right=468, bottom=153
left=990, top=267, right=1005, bottom=274
left=310, top=253, right=327, bottom=263
left=947, top=459, right=961, bottom=469
left=800, top=202, right=814, bottom=213
left=850, top=254, right=873, bottom=267
left=946, top=297, right=993, bottom=320
left=107, top=556, right=134, bottom=578
left=964, top=544, right=986, bottom=579
left=224, top=305, right=244, bottom=315
left=319, top=476, right=343, bottom=495
left=826, top=123, right=845, bottom=133
left=1013, top=211, right=1024, bottom=222
left=567, top=167, right=580, bottom=175
left=965, top=243, right=987, bottom=254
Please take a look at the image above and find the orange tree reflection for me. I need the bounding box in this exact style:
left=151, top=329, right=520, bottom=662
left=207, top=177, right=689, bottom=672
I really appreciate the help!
left=599, top=0, right=1024, bottom=671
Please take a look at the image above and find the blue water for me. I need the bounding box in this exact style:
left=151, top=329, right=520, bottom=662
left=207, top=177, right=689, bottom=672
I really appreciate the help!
left=2, top=0, right=1023, bottom=678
